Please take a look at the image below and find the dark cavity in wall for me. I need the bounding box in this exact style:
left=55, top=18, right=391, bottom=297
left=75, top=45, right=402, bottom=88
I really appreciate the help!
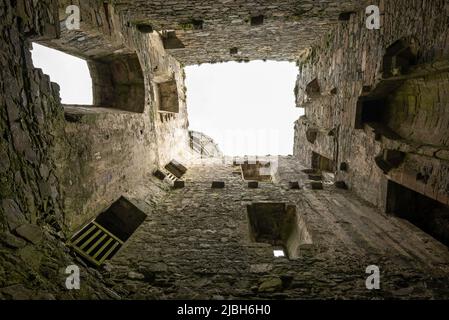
left=136, top=23, right=153, bottom=33
left=89, top=53, right=145, bottom=113
left=338, top=12, right=356, bottom=21
left=311, top=152, right=334, bottom=173
left=156, top=79, right=179, bottom=113
left=250, top=15, right=264, bottom=26
left=354, top=37, right=418, bottom=130
left=247, top=202, right=312, bottom=259
left=191, top=19, right=204, bottom=30
left=165, top=160, right=187, bottom=179
left=386, top=180, right=449, bottom=247
left=95, top=197, right=147, bottom=242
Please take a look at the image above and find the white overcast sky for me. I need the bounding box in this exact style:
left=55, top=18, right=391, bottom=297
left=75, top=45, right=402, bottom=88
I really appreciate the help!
left=186, top=61, right=302, bottom=156
left=32, top=44, right=303, bottom=155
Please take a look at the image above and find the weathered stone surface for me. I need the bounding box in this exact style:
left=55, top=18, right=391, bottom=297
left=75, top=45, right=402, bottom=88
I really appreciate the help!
left=173, top=180, right=185, bottom=189
left=1, top=0, right=449, bottom=301
left=103, top=158, right=449, bottom=299
left=250, top=264, right=273, bottom=274
left=293, top=0, right=449, bottom=209
left=0, top=232, right=27, bottom=249
left=0, top=285, right=35, bottom=300
left=309, top=181, right=323, bottom=190
left=2, top=199, right=26, bottom=231
left=112, top=0, right=365, bottom=65
left=128, top=271, right=145, bottom=280
left=15, top=224, right=44, bottom=244
left=258, top=277, right=283, bottom=293
left=211, top=181, right=225, bottom=189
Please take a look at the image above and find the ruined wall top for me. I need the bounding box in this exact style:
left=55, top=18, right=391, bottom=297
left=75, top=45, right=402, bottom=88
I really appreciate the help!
left=112, top=0, right=367, bottom=65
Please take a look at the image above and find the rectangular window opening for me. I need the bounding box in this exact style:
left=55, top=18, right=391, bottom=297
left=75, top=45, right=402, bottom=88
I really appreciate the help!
left=386, top=180, right=449, bottom=247
left=155, top=79, right=180, bottom=114
left=247, top=202, right=312, bottom=260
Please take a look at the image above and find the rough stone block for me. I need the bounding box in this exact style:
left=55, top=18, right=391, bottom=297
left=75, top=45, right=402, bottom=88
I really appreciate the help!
left=308, top=174, right=322, bottom=181
left=2, top=199, right=26, bottom=231
left=15, top=224, right=43, bottom=244
left=339, top=162, right=348, bottom=171
left=0, top=232, right=27, bottom=249
left=258, top=277, right=283, bottom=293
left=165, top=160, right=187, bottom=178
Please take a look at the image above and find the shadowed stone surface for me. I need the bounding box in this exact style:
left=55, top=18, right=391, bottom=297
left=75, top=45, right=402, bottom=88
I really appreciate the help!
left=1, top=0, right=449, bottom=300
left=103, top=158, right=449, bottom=299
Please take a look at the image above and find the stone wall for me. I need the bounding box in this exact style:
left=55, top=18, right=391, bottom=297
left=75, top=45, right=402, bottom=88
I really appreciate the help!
left=36, top=2, right=191, bottom=229
left=1, top=0, right=449, bottom=301
left=0, top=0, right=123, bottom=299
left=294, top=0, right=449, bottom=208
left=112, top=0, right=365, bottom=65
left=0, top=0, right=189, bottom=298
left=104, top=158, right=449, bottom=299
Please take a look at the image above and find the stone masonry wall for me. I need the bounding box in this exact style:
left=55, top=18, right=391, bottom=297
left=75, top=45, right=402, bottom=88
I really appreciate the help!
left=294, top=0, right=449, bottom=208
left=0, top=0, right=125, bottom=299
left=104, top=158, right=449, bottom=299
left=39, top=2, right=190, bottom=229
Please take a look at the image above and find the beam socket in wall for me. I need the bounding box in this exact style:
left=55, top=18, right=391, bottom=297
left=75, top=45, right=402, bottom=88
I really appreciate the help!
left=383, top=37, right=418, bottom=78
left=289, top=181, right=301, bottom=190
left=153, top=169, right=167, bottom=180
left=375, top=149, right=405, bottom=174
left=250, top=15, right=264, bottom=26
left=165, top=160, right=188, bottom=179
left=339, top=162, right=348, bottom=172
left=305, top=78, right=321, bottom=98
left=306, top=128, right=318, bottom=144
left=338, top=12, right=356, bottom=21
left=212, top=181, right=225, bottom=189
